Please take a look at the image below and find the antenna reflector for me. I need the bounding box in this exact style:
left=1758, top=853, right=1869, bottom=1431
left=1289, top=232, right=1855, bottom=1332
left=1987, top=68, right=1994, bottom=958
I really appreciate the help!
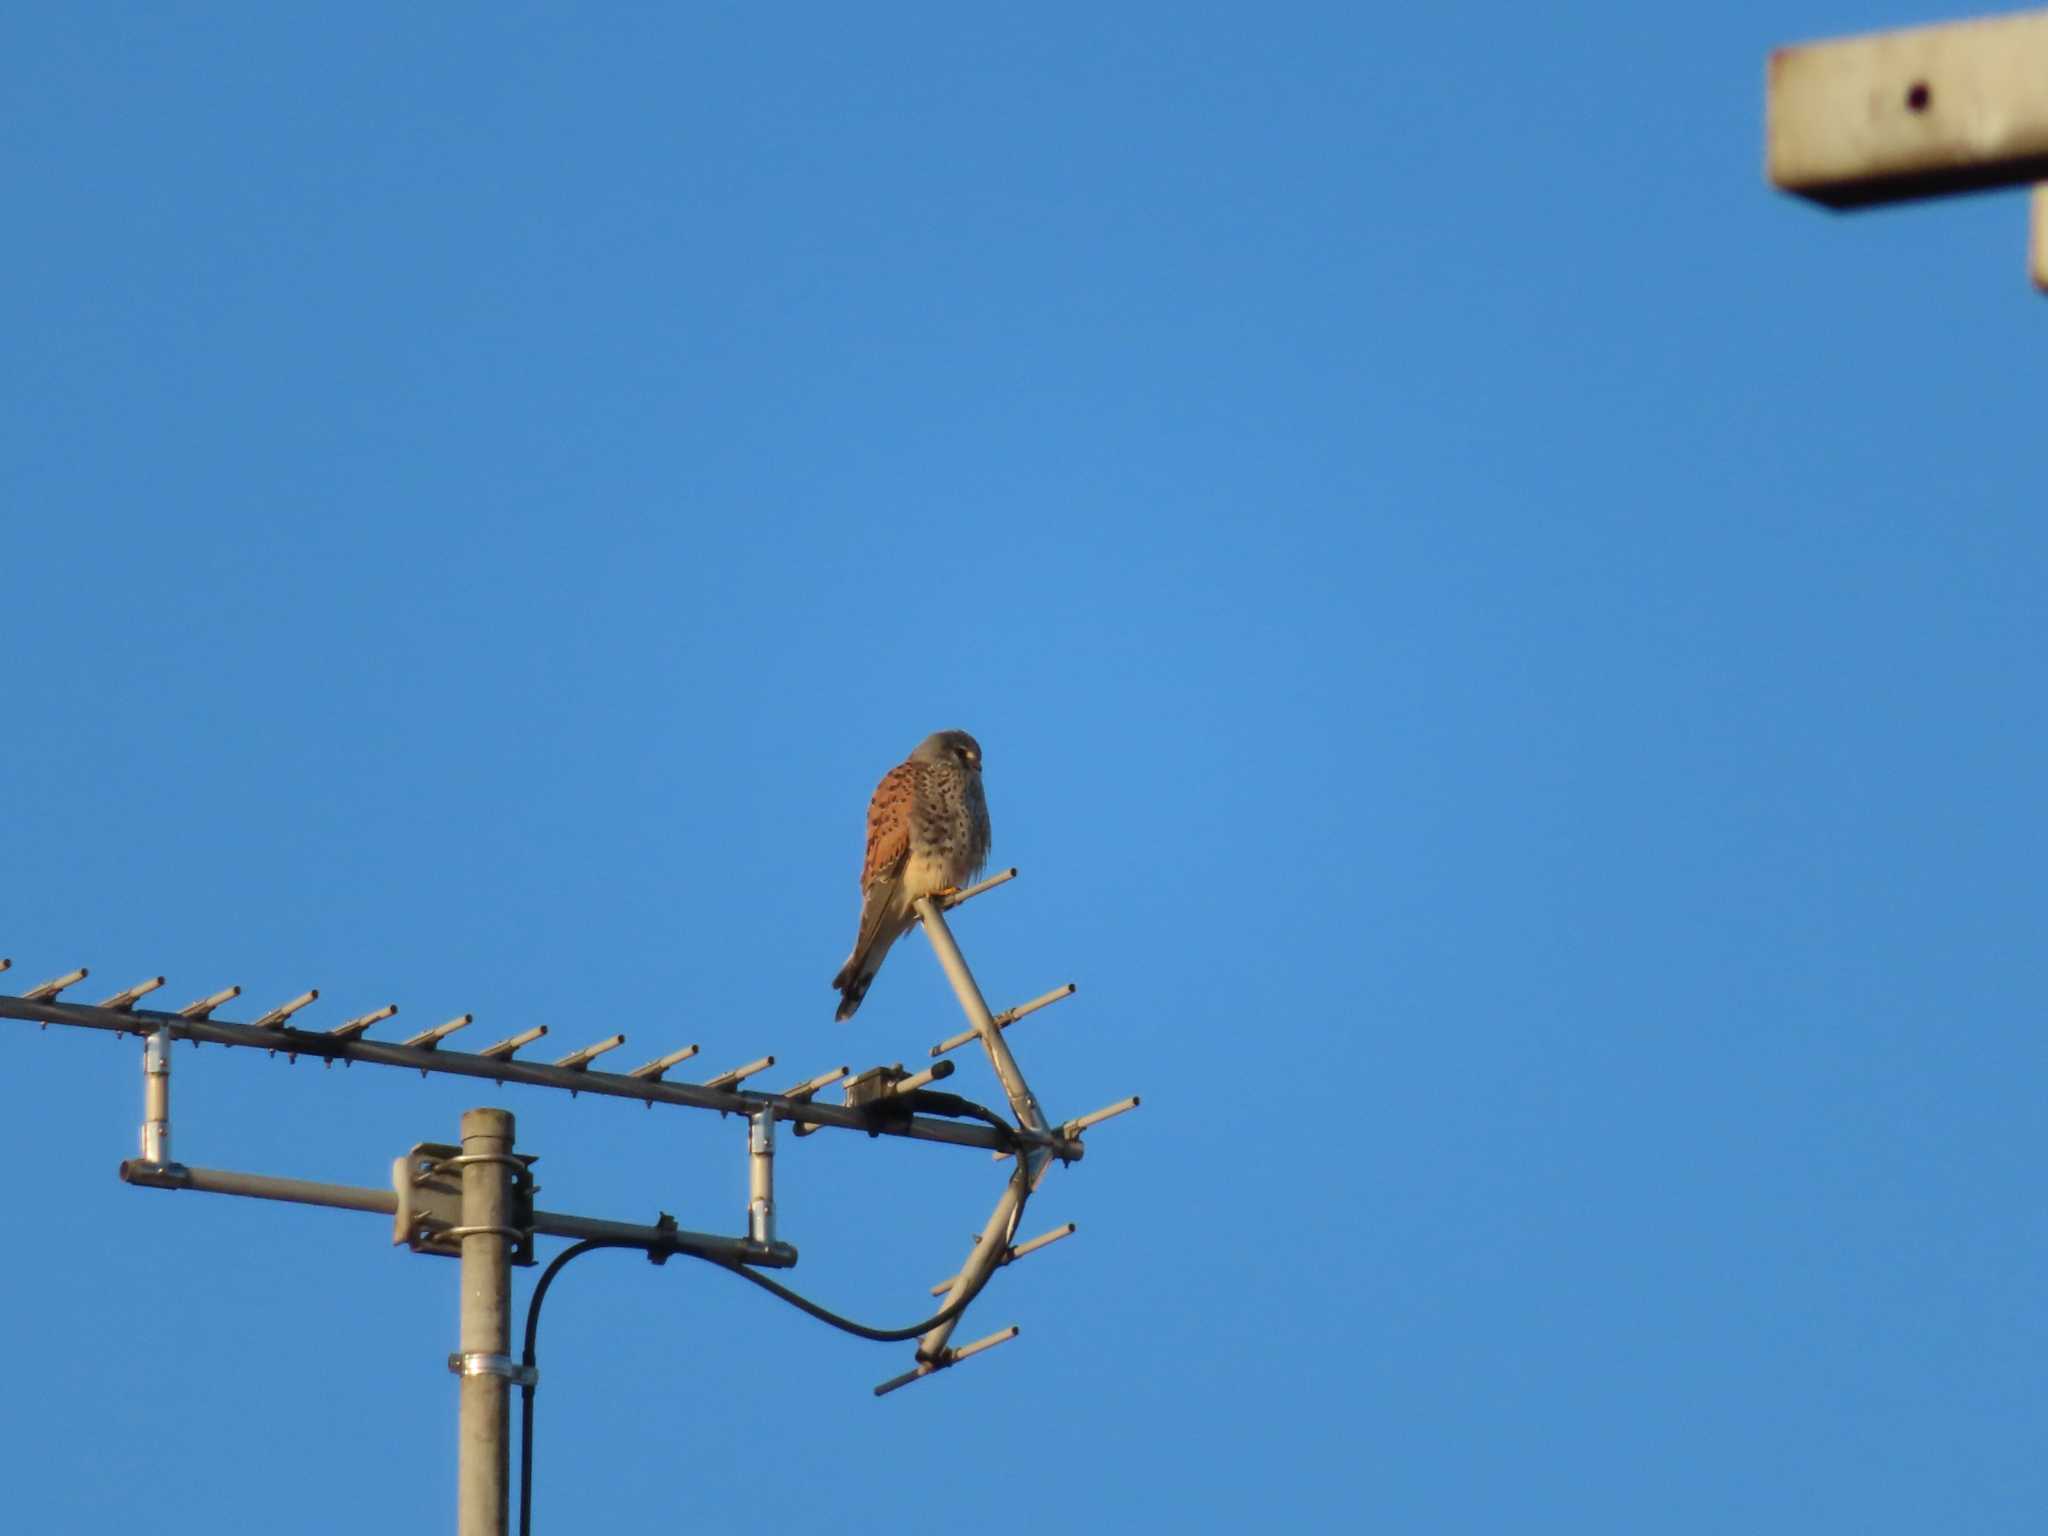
left=179, top=986, right=242, bottom=1020
left=950, top=1324, right=1020, bottom=1362
left=249, top=990, right=319, bottom=1029
left=781, top=1066, right=849, bottom=1101
left=480, top=1025, right=548, bottom=1061
left=553, top=1034, right=625, bottom=1071
left=930, top=1222, right=1076, bottom=1294
left=888, top=1060, right=954, bottom=1096
left=873, top=1325, right=1020, bottom=1396
left=786, top=1066, right=850, bottom=1135
left=937, top=867, right=1017, bottom=911
left=627, top=1044, right=700, bottom=1081
left=1066, top=1095, right=1140, bottom=1135
left=22, top=968, right=87, bottom=1002
left=329, top=1004, right=397, bottom=1040
left=930, top=982, right=1076, bottom=1057
left=701, top=1054, right=774, bottom=1092
left=401, top=1013, right=472, bottom=1050
left=97, top=977, right=166, bottom=1011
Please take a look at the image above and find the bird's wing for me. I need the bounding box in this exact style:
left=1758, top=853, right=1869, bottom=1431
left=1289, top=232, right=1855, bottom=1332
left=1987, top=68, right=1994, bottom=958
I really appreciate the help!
left=860, top=760, right=918, bottom=894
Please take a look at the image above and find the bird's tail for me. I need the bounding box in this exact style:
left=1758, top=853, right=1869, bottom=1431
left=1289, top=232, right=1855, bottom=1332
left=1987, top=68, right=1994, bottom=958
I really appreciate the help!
left=832, top=925, right=902, bottom=1021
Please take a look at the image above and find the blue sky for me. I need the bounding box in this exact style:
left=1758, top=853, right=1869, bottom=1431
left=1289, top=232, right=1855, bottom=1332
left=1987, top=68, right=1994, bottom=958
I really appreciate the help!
left=4, top=4, right=2045, bottom=1532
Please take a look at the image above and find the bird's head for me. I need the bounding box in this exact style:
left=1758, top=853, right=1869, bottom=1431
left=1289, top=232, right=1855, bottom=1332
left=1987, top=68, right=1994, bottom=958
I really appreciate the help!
left=913, top=729, right=983, bottom=773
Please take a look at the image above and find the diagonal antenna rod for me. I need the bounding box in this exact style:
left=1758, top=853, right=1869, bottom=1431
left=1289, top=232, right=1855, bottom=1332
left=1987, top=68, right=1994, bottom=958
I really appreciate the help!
left=914, top=896, right=1049, bottom=1139
left=870, top=888, right=1139, bottom=1394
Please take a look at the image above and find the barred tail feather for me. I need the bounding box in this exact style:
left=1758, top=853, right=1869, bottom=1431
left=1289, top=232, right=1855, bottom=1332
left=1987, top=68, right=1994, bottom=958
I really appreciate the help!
left=833, top=925, right=903, bottom=1021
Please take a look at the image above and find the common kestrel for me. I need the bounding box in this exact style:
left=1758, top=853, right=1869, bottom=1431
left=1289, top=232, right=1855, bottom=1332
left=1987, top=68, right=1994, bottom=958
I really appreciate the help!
left=832, top=730, right=992, bottom=1021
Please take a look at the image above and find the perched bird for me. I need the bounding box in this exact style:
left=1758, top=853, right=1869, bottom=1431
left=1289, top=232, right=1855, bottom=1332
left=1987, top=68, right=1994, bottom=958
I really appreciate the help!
left=832, top=730, right=992, bottom=1021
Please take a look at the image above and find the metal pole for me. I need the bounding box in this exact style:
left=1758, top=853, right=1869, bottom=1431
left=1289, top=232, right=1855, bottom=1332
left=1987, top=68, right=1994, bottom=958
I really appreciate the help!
left=456, top=1108, right=517, bottom=1536
left=747, top=1105, right=776, bottom=1248
left=141, top=1028, right=171, bottom=1165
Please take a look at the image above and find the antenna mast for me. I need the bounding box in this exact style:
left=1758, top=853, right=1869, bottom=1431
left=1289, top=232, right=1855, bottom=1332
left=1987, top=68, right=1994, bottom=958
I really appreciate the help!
left=0, top=871, right=1138, bottom=1534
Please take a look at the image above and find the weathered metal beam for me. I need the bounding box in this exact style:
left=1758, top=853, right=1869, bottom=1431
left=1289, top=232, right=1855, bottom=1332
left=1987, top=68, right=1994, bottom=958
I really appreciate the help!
left=117, top=1158, right=798, bottom=1267
left=2032, top=186, right=2048, bottom=291
left=1768, top=9, right=2048, bottom=207
left=0, top=993, right=1074, bottom=1158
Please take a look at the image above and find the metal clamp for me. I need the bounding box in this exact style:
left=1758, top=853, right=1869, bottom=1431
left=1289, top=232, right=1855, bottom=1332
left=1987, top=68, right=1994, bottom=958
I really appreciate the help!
left=447, top=1352, right=537, bottom=1388
left=433, top=1151, right=531, bottom=1175
left=439, top=1224, right=528, bottom=1243
left=394, top=1142, right=537, bottom=1266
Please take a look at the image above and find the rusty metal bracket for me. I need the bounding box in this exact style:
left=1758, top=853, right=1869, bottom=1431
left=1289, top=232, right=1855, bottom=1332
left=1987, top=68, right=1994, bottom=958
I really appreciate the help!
left=393, top=1141, right=537, bottom=1266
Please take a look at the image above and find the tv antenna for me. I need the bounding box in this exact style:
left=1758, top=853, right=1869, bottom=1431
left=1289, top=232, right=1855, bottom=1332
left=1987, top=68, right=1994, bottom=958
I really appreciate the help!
left=0, top=870, right=1137, bottom=1536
